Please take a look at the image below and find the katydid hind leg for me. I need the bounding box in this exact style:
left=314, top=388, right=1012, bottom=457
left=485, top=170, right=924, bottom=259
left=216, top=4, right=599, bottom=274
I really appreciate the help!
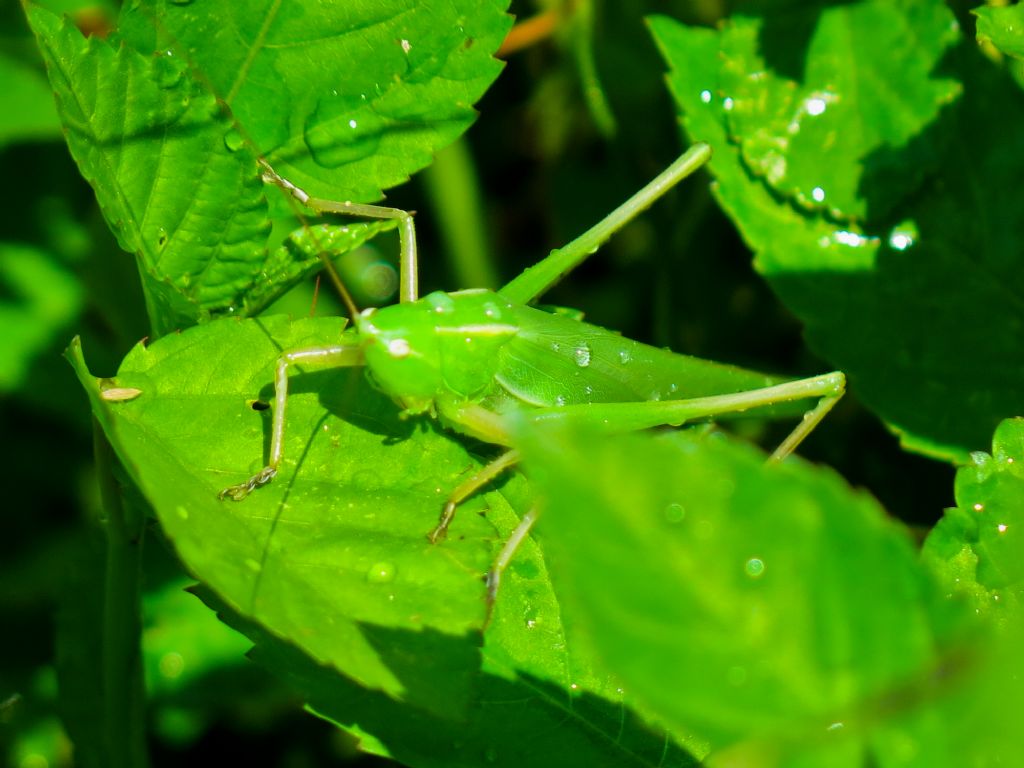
left=522, top=371, right=846, bottom=444
left=479, top=372, right=844, bottom=615
left=219, top=344, right=364, bottom=501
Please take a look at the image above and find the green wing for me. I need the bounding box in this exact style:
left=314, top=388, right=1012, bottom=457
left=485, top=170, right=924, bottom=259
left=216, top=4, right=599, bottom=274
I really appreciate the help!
left=492, top=305, right=803, bottom=418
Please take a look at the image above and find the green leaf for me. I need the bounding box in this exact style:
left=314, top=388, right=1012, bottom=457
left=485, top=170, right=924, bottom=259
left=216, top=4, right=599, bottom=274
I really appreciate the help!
left=717, top=5, right=959, bottom=220
left=518, top=423, right=969, bottom=758
left=650, top=6, right=1024, bottom=461
left=66, top=315, right=702, bottom=766
left=923, top=417, right=1024, bottom=621
left=974, top=3, right=1024, bottom=60
left=29, top=0, right=508, bottom=333
left=117, top=0, right=513, bottom=205
left=26, top=4, right=269, bottom=333
left=66, top=316, right=493, bottom=715
left=195, top=502, right=703, bottom=768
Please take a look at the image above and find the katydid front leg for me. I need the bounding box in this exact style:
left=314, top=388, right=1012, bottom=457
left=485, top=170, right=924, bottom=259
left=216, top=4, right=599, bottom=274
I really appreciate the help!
left=219, top=344, right=364, bottom=501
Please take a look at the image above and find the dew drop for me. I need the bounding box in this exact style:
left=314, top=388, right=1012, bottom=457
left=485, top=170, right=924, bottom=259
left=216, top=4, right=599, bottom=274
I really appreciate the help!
left=159, top=652, right=185, bottom=679
left=427, top=292, right=455, bottom=314
left=664, top=503, right=686, bottom=523
left=973, top=503, right=984, bottom=512
left=154, top=54, right=186, bottom=89
left=811, top=186, right=826, bottom=203
left=700, top=89, right=712, bottom=103
left=573, top=344, right=591, bottom=367
left=998, top=524, right=1008, bottom=534
left=224, top=129, right=245, bottom=152
left=554, top=395, right=567, bottom=407
left=367, top=562, right=397, bottom=583
left=304, top=99, right=384, bottom=168
left=618, top=349, right=631, bottom=364
left=745, top=557, right=766, bottom=578
left=806, top=97, right=827, bottom=116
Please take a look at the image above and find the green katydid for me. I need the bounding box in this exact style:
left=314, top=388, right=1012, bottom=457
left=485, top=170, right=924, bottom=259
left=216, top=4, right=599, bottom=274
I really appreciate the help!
left=220, top=143, right=845, bottom=572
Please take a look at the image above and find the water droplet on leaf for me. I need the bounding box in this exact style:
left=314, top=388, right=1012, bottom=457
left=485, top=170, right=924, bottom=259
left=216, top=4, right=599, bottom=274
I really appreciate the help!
left=573, top=344, right=591, bottom=367
left=745, top=557, right=766, bottom=578
left=367, top=561, right=396, bottom=583
left=664, top=503, right=686, bottom=523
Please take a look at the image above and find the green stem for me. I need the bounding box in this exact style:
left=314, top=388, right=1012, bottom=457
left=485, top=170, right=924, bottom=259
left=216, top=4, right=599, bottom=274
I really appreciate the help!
left=94, top=422, right=149, bottom=768
left=499, top=143, right=712, bottom=304
left=570, top=0, right=616, bottom=138
left=421, top=138, right=498, bottom=290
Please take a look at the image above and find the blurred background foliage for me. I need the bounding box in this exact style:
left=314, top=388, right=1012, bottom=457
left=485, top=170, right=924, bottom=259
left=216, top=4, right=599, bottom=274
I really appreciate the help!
left=0, top=0, right=981, bottom=765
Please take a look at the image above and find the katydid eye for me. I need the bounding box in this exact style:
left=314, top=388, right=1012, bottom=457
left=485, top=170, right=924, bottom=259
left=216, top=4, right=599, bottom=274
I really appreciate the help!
left=387, top=338, right=411, bottom=358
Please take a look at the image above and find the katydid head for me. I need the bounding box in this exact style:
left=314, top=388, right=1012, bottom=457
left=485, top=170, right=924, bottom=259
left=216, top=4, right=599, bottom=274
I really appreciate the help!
left=357, top=301, right=443, bottom=415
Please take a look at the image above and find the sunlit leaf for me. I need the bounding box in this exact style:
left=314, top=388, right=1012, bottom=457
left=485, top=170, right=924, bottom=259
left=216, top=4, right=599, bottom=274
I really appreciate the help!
left=650, top=6, right=1024, bottom=461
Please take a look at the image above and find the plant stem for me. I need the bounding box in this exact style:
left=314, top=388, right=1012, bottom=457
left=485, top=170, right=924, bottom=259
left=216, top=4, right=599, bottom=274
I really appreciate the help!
left=421, top=137, right=498, bottom=290
left=94, top=422, right=149, bottom=768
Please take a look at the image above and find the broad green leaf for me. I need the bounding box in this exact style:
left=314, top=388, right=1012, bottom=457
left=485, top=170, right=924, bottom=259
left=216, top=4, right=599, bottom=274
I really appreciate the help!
left=974, top=3, right=1024, bottom=60
left=0, top=242, right=83, bottom=392
left=117, top=0, right=513, bottom=206
left=67, top=315, right=702, bottom=766
left=29, top=0, right=499, bottom=333
left=27, top=4, right=269, bottom=332
left=518, top=423, right=970, bottom=759
left=195, top=504, right=703, bottom=768
left=923, top=417, right=1024, bottom=621
left=650, top=8, right=1024, bottom=461
left=66, top=316, right=492, bottom=715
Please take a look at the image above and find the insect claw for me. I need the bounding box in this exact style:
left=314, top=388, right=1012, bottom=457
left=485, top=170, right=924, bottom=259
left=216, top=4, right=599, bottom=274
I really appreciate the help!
left=427, top=501, right=458, bottom=543
left=481, top=569, right=500, bottom=630
left=218, top=466, right=278, bottom=501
